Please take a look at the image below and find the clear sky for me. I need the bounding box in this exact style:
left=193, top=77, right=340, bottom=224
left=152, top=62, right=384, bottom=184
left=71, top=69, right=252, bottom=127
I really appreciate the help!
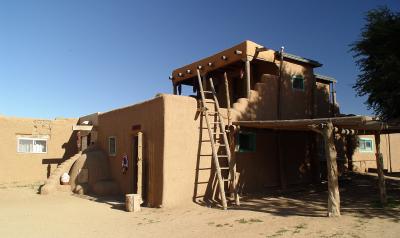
left=1, top=0, right=399, bottom=119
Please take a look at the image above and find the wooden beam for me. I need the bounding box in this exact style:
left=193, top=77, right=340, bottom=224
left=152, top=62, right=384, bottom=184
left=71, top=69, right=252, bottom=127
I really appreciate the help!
left=322, top=121, right=341, bottom=217
left=245, top=59, right=251, bottom=99
left=374, top=133, right=387, bottom=205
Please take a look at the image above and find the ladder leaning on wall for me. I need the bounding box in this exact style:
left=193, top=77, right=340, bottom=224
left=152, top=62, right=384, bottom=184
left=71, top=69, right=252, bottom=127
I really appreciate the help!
left=196, top=69, right=238, bottom=210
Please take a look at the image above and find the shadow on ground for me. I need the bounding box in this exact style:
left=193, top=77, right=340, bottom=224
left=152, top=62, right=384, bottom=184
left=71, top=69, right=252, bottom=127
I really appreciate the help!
left=231, top=173, right=400, bottom=222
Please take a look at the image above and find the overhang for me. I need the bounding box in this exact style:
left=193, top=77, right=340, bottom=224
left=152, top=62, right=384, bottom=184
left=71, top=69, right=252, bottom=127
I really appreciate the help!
left=233, top=116, right=400, bottom=135
left=171, top=40, right=322, bottom=84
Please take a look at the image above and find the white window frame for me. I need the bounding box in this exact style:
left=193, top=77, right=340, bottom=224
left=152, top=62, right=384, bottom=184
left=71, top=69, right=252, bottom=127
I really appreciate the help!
left=108, top=136, right=116, bottom=156
left=359, top=137, right=374, bottom=153
left=17, top=137, right=48, bottom=154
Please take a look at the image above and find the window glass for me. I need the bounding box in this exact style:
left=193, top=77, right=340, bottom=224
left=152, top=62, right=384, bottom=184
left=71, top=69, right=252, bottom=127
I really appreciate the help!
left=17, top=138, right=47, bottom=153
left=359, top=138, right=373, bottom=152
left=292, top=75, right=304, bottom=90
left=237, top=132, right=256, bottom=152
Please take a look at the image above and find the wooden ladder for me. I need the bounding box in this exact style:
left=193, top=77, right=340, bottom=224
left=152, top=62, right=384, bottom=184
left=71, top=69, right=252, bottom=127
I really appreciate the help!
left=196, top=69, right=237, bottom=210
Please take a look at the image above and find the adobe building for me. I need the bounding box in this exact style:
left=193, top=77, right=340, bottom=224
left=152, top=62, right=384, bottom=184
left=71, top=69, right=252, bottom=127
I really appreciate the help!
left=1, top=40, right=399, bottom=215
left=0, top=115, right=77, bottom=185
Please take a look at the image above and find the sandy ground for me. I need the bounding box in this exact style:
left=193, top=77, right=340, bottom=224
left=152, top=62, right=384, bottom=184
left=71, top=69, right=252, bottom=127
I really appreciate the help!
left=0, top=173, right=399, bottom=238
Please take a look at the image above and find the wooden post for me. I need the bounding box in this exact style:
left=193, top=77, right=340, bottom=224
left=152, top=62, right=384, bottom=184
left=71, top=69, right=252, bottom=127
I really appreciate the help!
left=321, top=121, right=341, bottom=217
left=374, top=133, right=387, bottom=205
left=244, top=59, right=251, bottom=99
left=173, top=83, right=177, bottom=95
left=224, top=72, right=231, bottom=126
left=137, top=132, right=143, bottom=200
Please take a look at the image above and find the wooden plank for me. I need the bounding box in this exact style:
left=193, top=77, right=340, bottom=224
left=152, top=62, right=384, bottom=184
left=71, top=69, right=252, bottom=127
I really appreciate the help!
left=137, top=132, right=143, bottom=200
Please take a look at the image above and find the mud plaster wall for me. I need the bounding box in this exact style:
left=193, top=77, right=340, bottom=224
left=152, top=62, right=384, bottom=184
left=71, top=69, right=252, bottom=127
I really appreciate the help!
left=236, top=130, right=312, bottom=193
left=96, top=96, right=165, bottom=207
left=0, top=116, right=78, bottom=184
left=352, top=134, right=400, bottom=173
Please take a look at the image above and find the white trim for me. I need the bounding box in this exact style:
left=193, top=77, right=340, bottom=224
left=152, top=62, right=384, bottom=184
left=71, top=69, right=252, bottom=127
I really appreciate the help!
left=108, top=136, right=117, bottom=156
left=17, top=137, right=48, bottom=154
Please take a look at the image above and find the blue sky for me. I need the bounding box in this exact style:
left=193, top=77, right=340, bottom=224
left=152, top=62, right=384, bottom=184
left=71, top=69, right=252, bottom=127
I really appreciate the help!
left=1, top=0, right=399, bottom=119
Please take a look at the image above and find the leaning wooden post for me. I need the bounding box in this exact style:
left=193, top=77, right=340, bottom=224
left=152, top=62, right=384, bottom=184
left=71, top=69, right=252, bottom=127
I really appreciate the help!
left=224, top=72, right=231, bottom=126
left=244, top=59, right=251, bottom=99
left=137, top=132, right=143, bottom=202
left=374, top=133, right=387, bottom=205
left=322, top=121, right=341, bottom=217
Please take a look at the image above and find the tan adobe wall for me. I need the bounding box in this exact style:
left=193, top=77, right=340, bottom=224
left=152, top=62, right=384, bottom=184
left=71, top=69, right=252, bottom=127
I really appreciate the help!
left=96, top=96, right=165, bottom=207
left=352, top=134, right=400, bottom=173
left=0, top=116, right=78, bottom=184
left=315, top=81, right=331, bottom=118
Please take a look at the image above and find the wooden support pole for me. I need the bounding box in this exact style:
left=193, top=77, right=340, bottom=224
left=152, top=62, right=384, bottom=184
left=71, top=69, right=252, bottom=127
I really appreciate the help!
left=322, top=121, right=341, bottom=217
left=244, top=59, right=251, bottom=99
left=173, top=83, right=177, bottom=95
left=224, top=72, right=231, bottom=126
left=374, top=133, right=387, bottom=205
left=137, top=132, right=143, bottom=201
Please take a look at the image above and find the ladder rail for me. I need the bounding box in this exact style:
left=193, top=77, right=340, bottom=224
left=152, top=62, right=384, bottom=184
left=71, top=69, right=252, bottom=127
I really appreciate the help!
left=196, top=69, right=228, bottom=210
left=209, top=78, right=238, bottom=202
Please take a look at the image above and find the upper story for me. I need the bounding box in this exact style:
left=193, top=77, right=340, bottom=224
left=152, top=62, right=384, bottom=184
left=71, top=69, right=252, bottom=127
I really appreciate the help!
left=170, top=40, right=338, bottom=121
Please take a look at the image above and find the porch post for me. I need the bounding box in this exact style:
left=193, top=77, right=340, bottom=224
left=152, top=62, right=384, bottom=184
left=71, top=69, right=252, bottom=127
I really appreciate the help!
left=374, top=133, right=387, bottom=205
left=322, top=121, right=341, bottom=217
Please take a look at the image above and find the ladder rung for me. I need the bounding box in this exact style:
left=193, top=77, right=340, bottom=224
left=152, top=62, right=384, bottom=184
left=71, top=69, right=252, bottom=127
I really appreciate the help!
left=205, top=101, right=215, bottom=103
left=220, top=167, right=229, bottom=170
left=222, top=178, right=233, bottom=182
left=214, top=143, right=226, bottom=146
left=203, top=91, right=213, bottom=94
left=217, top=155, right=228, bottom=158
left=207, top=112, right=219, bottom=115
left=196, top=181, right=209, bottom=184
left=197, top=167, right=212, bottom=170
left=212, top=132, right=224, bottom=135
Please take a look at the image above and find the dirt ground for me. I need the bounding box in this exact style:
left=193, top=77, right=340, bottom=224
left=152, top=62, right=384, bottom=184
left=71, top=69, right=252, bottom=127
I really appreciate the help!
left=0, top=173, right=399, bottom=238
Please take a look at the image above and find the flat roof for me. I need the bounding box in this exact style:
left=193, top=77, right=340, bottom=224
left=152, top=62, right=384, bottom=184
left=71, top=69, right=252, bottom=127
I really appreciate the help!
left=171, top=40, right=322, bottom=84
left=315, top=74, right=337, bottom=83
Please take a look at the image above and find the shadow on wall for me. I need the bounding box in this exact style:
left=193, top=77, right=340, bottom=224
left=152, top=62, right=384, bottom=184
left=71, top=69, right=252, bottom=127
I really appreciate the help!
left=42, top=130, right=79, bottom=178
left=192, top=59, right=359, bottom=208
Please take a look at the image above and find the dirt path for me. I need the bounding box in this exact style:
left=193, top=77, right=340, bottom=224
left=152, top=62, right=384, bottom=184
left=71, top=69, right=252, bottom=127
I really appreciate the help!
left=0, top=174, right=399, bottom=238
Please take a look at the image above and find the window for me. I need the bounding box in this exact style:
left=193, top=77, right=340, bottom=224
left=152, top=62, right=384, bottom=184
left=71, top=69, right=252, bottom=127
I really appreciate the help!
left=108, top=136, right=116, bottom=156
left=237, top=132, right=256, bottom=152
left=292, top=75, right=305, bottom=90
left=359, top=138, right=373, bottom=152
left=17, top=137, right=47, bottom=153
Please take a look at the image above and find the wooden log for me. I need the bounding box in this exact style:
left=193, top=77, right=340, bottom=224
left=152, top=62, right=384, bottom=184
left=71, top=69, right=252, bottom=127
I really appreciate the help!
left=224, top=72, right=231, bottom=126
left=245, top=59, right=251, bottom=99
left=374, top=133, right=387, bottom=205
left=137, top=132, right=143, bottom=201
left=322, top=121, right=341, bottom=217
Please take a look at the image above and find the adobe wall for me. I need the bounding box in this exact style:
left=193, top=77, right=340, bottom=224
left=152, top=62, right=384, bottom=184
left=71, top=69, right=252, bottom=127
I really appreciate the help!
left=96, top=96, right=165, bottom=207
left=352, top=134, right=400, bottom=173
left=0, top=116, right=78, bottom=184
